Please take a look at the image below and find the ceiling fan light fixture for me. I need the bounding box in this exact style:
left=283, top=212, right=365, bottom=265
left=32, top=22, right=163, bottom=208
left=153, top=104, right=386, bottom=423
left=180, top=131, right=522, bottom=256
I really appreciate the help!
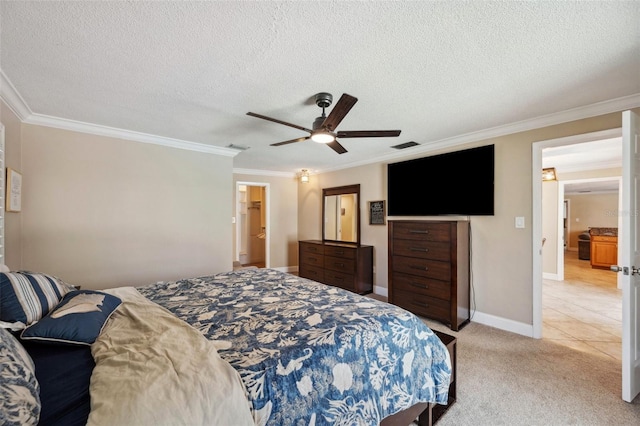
left=311, top=131, right=335, bottom=143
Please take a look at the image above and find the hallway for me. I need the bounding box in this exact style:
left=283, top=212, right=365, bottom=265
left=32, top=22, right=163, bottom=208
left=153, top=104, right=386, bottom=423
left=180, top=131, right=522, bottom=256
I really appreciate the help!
left=543, top=250, right=621, bottom=361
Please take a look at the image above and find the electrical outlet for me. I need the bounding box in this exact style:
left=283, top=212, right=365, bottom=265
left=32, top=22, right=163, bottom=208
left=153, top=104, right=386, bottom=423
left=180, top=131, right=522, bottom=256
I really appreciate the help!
left=515, top=216, right=525, bottom=229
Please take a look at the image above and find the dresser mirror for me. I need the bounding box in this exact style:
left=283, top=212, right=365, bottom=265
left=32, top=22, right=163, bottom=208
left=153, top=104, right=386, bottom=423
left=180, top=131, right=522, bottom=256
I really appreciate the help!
left=323, top=184, right=361, bottom=245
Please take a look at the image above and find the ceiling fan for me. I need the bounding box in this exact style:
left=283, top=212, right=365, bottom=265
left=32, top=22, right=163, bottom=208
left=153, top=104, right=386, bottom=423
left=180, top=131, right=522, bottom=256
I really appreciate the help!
left=246, top=92, right=401, bottom=154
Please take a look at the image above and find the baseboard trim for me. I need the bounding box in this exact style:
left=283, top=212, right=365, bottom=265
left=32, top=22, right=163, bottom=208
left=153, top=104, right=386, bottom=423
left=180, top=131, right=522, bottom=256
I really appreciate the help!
left=470, top=311, right=534, bottom=338
left=543, top=272, right=561, bottom=280
left=373, top=285, right=388, bottom=298
left=273, top=266, right=298, bottom=274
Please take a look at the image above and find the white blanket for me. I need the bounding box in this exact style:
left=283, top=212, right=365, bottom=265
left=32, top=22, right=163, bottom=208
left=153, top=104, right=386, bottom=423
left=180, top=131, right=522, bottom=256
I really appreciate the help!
left=86, top=287, right=254, bottom=426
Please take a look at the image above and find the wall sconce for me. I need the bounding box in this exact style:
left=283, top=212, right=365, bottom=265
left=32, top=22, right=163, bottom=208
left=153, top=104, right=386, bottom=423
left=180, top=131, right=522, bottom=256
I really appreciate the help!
left=299, top=169, right=310, bottom=184
left=542, top=167, right=557, bottom=181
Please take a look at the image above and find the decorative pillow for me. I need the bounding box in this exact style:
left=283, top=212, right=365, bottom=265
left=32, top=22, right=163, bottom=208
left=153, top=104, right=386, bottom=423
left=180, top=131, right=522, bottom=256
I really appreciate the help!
left=0, top=272, right=75, bottom=329
left=0, top=327, right=41, bottom=425
left=20, top=290, right=122, bottom=346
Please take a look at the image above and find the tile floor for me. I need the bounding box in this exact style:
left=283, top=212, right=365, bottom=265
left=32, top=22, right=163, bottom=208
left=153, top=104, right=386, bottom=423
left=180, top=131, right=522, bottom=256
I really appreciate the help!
left=543, top=250, right=622, bottom=361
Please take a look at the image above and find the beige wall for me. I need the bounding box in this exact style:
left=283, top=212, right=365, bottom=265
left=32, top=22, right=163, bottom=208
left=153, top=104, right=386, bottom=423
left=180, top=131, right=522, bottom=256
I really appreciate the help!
left=233, top=173, right=299, bottom=269
left=566, top=192, right=619, bottom=247
left=3, top=94, right=634, bottom=329
left=559, top=167, right=621, bottom=249
left=299, top=112, right=625, bottom=325
left=1, top=102, right=23, bottom=268
left=4, top=103, right=234, bottom=290
left=298, top=164, right=390, bottom=289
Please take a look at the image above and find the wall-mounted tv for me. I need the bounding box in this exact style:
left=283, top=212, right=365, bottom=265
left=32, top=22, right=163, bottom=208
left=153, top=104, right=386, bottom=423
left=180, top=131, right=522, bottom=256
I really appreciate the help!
left=387, top=144, right=495, bottom=216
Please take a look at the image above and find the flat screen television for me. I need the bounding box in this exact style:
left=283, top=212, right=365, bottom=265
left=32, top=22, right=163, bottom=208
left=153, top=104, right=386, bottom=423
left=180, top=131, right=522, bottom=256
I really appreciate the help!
left=387, top=144, right=495, bottom=216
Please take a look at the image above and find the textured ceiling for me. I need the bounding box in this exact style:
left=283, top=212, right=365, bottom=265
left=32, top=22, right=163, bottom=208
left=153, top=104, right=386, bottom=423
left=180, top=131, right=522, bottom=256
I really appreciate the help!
left=1, top=1, right=639, bottom=175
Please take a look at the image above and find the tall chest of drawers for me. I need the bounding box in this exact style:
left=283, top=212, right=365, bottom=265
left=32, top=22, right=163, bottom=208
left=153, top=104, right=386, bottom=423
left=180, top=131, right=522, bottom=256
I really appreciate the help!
left=299, top=240, right=373, bottom=294
left=388, top=220, right=470, bottom=331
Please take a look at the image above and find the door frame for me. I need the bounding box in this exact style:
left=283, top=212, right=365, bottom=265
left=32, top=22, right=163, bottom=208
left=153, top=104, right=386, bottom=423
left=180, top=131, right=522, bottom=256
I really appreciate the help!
left=553, top=177, right=623, bottom=283
left=235, top=181, right=270, bottom=268
left=532, top=127, right=622, bottom=338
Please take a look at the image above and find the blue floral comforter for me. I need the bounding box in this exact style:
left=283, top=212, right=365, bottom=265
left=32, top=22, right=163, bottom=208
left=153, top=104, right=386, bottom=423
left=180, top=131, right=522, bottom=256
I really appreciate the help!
left=138, top=268, right=451, bottom=425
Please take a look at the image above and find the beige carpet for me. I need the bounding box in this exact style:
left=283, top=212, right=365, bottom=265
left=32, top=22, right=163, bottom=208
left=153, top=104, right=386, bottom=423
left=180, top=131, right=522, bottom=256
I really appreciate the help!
left=423, top=321, right=640, bottom=425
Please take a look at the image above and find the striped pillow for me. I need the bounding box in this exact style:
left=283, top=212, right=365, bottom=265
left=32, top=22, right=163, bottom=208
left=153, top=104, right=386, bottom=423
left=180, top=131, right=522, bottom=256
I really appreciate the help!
left=0, top=272, right=74, bottom=329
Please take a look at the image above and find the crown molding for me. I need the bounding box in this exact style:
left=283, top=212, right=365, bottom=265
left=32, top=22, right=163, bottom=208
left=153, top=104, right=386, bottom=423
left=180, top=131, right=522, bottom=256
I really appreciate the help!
left=0, top=68, right=238, bottom=157
left=233, top=168, right=296, bottom=178
left=23, top=113, right=238, bottom=157
left=2, top=64, right=638, bottom=167
left=0, top=69, right=32, bottom=120
left=313, top=93, right=640, bottom=174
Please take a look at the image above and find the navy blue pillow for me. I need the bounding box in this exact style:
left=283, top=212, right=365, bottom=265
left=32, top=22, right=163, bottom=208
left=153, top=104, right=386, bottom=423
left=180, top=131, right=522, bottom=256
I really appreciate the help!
left=0, top=272, right=74, bottom=329
left=20, top=290, right=122, bottom=346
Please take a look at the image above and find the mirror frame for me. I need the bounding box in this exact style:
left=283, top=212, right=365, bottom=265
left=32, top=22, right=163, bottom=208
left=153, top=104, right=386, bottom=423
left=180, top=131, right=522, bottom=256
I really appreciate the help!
left=322, top=184, right=361, bottom=245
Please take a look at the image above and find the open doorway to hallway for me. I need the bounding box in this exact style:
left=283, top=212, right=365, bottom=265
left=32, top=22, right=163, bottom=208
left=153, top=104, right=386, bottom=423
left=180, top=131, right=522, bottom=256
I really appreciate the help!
left=541, top=140, right=622, bottom=362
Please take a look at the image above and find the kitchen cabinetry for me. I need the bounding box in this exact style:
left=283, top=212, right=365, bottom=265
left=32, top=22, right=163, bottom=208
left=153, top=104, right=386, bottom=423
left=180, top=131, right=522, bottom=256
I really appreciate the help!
left=590, top=235, right=618, bottom=269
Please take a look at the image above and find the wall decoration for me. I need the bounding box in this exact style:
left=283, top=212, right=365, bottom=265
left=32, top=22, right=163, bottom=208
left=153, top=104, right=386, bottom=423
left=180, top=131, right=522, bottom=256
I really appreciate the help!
left=369, top=200, right=385, bottom=225
left=6, top=168, right=22, bottom=212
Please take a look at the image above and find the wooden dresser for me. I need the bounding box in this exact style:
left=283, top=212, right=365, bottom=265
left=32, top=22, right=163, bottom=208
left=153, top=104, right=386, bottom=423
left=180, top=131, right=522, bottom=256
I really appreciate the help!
left=388, top=220, right=470, bottom=331
left=298, top=240, right=373, bottom=294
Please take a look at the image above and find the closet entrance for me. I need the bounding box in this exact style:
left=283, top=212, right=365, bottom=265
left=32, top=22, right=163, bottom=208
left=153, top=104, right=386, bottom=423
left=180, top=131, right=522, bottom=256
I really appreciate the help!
left=236, top=182, right=269, bottom=268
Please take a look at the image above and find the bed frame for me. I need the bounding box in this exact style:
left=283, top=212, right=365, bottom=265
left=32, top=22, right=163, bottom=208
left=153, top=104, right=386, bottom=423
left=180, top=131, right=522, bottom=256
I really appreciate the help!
left=381, top=331, right=457, bottom=426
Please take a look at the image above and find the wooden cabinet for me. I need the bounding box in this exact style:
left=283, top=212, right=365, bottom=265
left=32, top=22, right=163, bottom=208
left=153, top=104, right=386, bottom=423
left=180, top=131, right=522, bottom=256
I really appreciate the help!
left=590, top=235, right=618, bottom=269
left=388, top=220, right=470, bottom=331
left=299, top=240, right=373, bottom=294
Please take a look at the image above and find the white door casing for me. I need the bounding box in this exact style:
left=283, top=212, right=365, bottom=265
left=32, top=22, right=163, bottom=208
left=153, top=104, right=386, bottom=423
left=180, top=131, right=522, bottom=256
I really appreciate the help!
left=620, top=110, right=640, bottom=403
left=235, top=181, right=270, bottom=268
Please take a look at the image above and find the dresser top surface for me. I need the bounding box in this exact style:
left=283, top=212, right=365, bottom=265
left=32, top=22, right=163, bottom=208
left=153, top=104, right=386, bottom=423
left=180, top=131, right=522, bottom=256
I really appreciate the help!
left=300, top=240, right=373, bottom=249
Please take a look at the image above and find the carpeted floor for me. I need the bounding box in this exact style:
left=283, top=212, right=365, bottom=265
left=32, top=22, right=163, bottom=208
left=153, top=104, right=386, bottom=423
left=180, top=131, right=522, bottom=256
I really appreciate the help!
left=422, top=321, right=640, bottom=425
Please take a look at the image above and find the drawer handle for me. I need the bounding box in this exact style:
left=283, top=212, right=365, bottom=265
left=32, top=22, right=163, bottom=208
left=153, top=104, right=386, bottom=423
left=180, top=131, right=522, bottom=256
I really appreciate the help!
left=410, top=265, right=429, bottom=271
left=334, top=277, right=344, bottom=282
left=412, top=302, right=428, bottom=309
left=410, top=282, right=429, bottom=290
left=309, top=257, right=317, bottom=262
left=409, top=230, right=429, bottom=234
left=410, top=247, right=429, bottom=253
left=334, top=263, right=345, bottom=267
left=335, top=250, right=344, bottom=255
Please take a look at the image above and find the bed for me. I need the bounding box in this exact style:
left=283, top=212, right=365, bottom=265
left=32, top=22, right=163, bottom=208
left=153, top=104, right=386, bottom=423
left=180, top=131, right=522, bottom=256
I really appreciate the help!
left=0, top=268, right=452, bottom=426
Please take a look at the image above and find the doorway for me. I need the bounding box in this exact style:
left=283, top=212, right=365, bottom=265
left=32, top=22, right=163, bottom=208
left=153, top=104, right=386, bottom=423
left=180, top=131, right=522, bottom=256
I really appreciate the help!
left=236, top=182, right=270, bottom=268
left=533, top=127, right=623, bottom=340
left=543, top=177, right=622, bottom=360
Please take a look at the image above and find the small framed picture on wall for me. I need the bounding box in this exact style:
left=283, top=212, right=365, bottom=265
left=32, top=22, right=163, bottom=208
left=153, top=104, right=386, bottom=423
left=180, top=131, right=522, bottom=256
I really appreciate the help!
left=6, top=168, right=22, bottom=212
left=369, top=200, right=385, bottom=225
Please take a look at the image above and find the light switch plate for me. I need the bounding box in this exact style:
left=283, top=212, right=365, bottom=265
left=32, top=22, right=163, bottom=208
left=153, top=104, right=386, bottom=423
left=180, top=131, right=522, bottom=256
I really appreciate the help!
left=515, top=216, right=525, bottom=228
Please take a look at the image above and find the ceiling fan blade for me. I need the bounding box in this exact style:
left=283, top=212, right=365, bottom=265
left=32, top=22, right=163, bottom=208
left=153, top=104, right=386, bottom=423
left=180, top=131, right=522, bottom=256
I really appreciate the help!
left=337, top=130, right=402, bottom=138
left=327, top=140, right=348, bottom=154
left=322, top=93, right=358, bottom=131
left=247, top=112, right=313, bottom=133
left=270, top=136, right=310, bottom=146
